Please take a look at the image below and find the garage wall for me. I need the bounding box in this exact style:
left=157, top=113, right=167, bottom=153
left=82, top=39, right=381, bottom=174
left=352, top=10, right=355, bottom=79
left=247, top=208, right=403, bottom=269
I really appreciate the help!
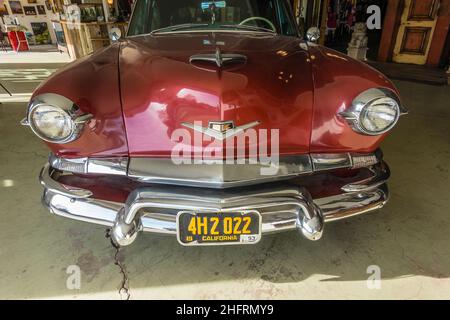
left=1, top=0, right=58, bottom=44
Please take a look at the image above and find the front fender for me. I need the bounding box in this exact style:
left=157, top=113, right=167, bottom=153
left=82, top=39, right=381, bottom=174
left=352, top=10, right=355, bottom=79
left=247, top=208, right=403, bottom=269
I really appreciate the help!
left=31, top=44, right=128, bottom=158
left=309, top=45, right=401, bottom=153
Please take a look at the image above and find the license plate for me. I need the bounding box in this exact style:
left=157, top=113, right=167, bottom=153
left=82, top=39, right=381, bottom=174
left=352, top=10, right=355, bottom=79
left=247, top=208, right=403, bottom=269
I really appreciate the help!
left=176, top=211, right=262, bottom=246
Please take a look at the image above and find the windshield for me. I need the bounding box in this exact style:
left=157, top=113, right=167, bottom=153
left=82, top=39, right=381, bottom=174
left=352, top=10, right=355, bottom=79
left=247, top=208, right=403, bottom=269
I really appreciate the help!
left=128, top=0, right=298, bottom=37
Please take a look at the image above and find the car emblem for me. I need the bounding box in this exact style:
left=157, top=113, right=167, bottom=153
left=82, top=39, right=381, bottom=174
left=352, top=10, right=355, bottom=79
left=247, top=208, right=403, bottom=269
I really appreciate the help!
left=190, top=46, right=247, bottom=70
left=209, top=120, right=234, bottom=133
left=182, top=120, right=261, bottom=141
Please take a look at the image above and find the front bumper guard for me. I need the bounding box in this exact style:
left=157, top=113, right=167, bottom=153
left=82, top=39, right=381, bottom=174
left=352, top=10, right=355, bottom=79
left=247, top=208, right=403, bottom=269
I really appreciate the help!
left=40, top=161, right=390, bottom=246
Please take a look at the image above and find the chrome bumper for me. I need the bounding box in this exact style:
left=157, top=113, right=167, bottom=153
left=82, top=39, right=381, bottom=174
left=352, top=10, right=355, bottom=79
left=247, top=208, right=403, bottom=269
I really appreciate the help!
left=40, top=161, right=390, bottom=246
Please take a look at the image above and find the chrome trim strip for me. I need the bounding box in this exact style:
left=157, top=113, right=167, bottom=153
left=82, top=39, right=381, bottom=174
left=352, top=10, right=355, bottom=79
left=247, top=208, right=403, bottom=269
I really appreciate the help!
left=128, top=152, right=382, bottom=188
left=48, top=150, right=383, bottom=189
left=341, top=161, right=390, bottom=193
left=351, top=153, right=380, bottom=169
left=39, top=164, right=93, bottom=199
left=311, top=153, right=352, bottom=171
left=43, top=191, right=119, bottom=227
left=73, top=114, right=94, bottom=125
left=128, top=155, right=313, bottom=188
left=49, top=153, right=128, bottom=176
left=316, top=184, right=388, bottom=222
left=400, top=109, right=409, bottom=116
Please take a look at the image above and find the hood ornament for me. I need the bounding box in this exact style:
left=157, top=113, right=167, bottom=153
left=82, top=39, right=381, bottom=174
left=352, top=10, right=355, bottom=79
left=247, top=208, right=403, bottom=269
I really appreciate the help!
left=190, top=47, right=247, bottom=70
left=182, top=120, right=261, bottom=141
left=215, top=47, right=223, bottom=67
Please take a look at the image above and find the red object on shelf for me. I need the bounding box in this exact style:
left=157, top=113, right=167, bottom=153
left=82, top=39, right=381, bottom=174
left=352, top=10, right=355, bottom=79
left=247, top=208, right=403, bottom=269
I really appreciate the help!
left=7, top=31, right=30, bottom=52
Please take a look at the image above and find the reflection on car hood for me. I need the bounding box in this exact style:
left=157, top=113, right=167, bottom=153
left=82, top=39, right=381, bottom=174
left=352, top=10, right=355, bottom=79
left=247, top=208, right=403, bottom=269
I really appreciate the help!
left=119, top=32, right=314, bottom=157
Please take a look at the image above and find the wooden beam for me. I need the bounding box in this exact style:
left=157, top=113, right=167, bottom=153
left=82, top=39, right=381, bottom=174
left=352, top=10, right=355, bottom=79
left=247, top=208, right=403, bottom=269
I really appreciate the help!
left=427, top=0, right=450, bottom=66
left=319, top=0, right=327, bottom=45
left=377, top=0, right=404, bottom=62
left=293, top=0, right=300, bottom=18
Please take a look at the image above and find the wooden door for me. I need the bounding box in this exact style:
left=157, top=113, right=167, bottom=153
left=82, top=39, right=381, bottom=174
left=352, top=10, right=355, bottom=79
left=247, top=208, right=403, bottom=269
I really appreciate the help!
left=393, top=0, right=441, bottom=64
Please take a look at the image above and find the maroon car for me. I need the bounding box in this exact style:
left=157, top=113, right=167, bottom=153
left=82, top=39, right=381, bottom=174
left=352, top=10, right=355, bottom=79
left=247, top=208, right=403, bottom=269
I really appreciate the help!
left=22, top=0, right=407, bottom=247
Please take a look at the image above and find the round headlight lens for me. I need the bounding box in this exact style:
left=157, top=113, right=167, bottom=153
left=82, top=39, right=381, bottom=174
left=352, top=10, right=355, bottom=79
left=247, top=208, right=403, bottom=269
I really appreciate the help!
left=360, top=97, right=399, bottom=134
left=30, top=105, right=74, bottom=142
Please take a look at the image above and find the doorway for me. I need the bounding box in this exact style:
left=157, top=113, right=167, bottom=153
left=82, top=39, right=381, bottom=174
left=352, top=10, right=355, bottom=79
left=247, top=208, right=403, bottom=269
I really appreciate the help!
left=323, top=0, right=387, bottom=61
left=392, top=0, right=441, bottom=65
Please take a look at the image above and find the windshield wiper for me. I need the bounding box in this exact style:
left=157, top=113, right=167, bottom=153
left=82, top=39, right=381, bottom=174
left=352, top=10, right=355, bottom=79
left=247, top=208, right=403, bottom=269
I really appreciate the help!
left=220, top=24, right=276, bottom=34
left=151, top=23, right=210, bottom=35
left=150, top=23, right=276, bottom=35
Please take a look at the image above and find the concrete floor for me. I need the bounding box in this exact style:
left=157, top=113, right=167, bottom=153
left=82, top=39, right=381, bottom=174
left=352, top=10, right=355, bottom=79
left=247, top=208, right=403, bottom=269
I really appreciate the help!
left=0, top=63, right=449, bottom=299
left=0, top=45, right=71, bottom=64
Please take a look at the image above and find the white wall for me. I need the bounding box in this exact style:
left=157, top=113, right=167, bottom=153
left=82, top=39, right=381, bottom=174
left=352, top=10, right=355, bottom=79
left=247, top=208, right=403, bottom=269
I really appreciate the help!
left=2, top=0, right=58, bottom=44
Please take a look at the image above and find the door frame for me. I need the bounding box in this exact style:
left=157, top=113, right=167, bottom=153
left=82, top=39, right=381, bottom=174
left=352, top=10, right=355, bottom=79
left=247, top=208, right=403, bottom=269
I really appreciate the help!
left=378, top=0, right=450, bottom=66
left=378, top=0, right=405, bottom=62
left=427, top=0, right=450, bottom=66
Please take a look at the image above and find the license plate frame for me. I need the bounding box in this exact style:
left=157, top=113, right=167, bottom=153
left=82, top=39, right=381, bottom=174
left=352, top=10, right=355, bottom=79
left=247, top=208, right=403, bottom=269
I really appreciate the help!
left=176, top=210, right=262, bottom=246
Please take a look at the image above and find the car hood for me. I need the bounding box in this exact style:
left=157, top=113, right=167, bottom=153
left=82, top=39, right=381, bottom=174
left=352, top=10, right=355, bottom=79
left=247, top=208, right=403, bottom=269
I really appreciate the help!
left=119, top=32, right=314, bottom=158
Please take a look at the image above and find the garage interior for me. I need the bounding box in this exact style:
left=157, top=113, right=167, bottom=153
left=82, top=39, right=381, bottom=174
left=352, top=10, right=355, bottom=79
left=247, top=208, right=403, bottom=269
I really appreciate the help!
left=0, top=0, right=450, bottom=300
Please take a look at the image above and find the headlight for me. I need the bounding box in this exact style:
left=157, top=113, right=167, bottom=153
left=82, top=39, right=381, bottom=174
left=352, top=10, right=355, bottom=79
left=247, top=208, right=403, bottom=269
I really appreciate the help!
left=22, top=93, right=93, bottom=144
left=30, top=105, right=74, bottom=142
left=360, top=97, right=399, bottom=134
left=340, top=88, right=406, bottom=136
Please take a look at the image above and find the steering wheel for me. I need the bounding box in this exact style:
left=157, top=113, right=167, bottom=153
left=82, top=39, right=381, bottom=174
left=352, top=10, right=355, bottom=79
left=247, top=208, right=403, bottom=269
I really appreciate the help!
left=239, top=17, right=277, bottom=32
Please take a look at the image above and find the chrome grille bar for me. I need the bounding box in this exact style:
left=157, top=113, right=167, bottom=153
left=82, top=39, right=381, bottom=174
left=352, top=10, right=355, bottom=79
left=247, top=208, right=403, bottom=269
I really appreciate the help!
left=48, top=150, right=382, bottom=188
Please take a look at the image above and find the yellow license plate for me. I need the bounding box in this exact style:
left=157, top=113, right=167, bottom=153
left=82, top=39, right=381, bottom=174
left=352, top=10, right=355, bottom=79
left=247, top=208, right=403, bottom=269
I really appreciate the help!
left=176, top=211, right=262, bottom=246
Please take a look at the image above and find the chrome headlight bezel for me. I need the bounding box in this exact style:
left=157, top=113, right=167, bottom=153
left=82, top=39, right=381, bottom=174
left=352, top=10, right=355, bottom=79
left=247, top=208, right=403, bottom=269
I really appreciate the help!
left=29, top=104, right=75, bottom=142
left=22, top=93, right=93, bottom=144
left=340, top=88, right=407, bottom=136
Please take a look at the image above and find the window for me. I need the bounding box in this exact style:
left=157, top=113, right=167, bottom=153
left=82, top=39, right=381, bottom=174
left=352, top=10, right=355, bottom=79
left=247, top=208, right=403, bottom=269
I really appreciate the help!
left=128, top=0, right=298, bottom=37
